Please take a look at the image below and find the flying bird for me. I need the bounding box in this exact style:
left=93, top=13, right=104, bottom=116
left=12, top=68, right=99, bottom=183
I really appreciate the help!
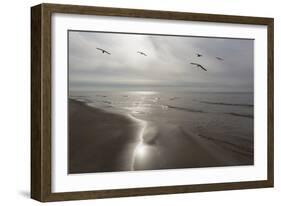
left=216, top=57, right=224, bottom=61
left=137, top=51, right=147, bottom=56
left=190, top=62, right=207, bottom=71
left=96, top=48, right=111, bottom=55
left=196, top=53, right=203, bottom=57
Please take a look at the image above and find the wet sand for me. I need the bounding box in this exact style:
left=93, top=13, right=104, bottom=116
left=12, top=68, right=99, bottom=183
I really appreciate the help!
left=68, top=99, right=140, bottom=173
left=69, top=99, right=253, bottom=174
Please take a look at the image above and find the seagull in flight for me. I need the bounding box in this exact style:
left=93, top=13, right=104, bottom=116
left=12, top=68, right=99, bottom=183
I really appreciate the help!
left=96, top=48, right=111, bottom=55
left=216, top=56, right=224, bottom=61
left=190, top=62, right=207, bottom=71
left=137, top=51, right=147, bottom=56
left=196, top=53, right=203, bottom=57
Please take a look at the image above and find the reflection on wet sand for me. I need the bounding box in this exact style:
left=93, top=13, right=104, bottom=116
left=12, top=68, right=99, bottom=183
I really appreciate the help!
left=129, top=96, right=162, bottom=171
left=129, top=115, right=147, bottom=170
left=129, top=115, right=169, bottom=171
left=133, top=144, right=160, bottom=170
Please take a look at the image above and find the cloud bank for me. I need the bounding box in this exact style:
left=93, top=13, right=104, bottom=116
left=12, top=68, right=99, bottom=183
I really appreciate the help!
left=69, top=31, right=254, bottom=92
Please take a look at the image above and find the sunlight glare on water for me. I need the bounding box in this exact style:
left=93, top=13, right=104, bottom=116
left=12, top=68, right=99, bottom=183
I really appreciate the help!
left=128, top=91, right=158, bottom=115
left=127, top=91, right=158, bottom=95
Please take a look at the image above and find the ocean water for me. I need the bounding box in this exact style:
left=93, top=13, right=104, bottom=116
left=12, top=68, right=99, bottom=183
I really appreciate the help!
left=70, top=90, right=254, bottom=165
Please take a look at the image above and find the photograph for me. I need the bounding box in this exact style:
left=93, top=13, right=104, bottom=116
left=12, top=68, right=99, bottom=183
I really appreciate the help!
left=30, top=3, right=273, bottom=201
left=68, top=30, right=254, bottom=174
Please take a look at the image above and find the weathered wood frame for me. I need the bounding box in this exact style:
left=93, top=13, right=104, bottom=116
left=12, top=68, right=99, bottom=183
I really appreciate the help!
left=31, top=3, right=274, bottom=202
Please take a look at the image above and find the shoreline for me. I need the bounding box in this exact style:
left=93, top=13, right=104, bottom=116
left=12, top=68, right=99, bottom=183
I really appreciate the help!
left=68, top=98, right=253, bottom=174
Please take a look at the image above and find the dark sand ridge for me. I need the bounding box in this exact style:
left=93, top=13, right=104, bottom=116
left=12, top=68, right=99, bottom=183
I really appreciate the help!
left=69, top=99, right=253, bottom=174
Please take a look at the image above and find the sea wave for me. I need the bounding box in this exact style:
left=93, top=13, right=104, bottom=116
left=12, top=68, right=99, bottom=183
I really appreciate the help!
left=225, top=112, right=253, bottom=118
left=166, top=104, right=253, bottom=119
left=199, top=101, right=253, bottom=107
left=70, top=97, right=92, bottom=104
left=166, top=105, right=206, bottom=113
left=198, top=134, right=253, bottom=157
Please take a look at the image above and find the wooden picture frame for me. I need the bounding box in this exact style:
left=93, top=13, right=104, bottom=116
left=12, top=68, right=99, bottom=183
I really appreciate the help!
left=31, top=3, right=274, bottom=202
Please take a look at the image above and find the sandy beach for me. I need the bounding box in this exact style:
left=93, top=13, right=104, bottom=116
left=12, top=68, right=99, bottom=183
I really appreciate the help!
left=68, top=99, right=141, bottom=173
left=68, top=99, right=253, bottom=174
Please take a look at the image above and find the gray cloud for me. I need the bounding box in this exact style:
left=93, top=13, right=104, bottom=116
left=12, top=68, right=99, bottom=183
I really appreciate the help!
left=69, top=31, right=253, bottom=92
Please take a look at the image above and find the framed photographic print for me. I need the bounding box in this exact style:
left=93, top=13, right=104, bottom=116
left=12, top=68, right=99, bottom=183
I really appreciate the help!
left=31, top=3, right=274, bottom=202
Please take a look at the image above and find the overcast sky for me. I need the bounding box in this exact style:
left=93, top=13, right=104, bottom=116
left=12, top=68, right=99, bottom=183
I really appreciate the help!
left=69, top=31, right=254, bottom=92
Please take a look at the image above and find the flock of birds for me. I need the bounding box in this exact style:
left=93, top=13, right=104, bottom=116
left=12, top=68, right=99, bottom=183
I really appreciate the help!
left=96, top=47, right=224, bottom=72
